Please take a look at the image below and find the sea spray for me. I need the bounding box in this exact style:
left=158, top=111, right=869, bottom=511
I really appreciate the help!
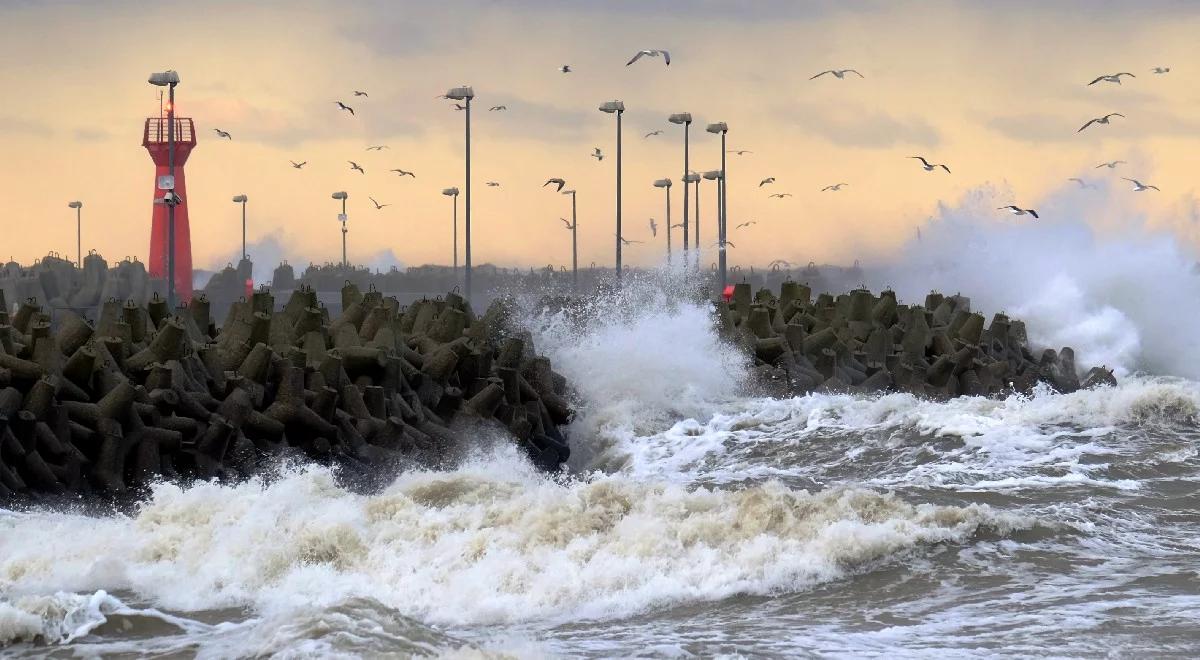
left=871, top=183, right=1200, bottom=378
left=522, top=266, right=750, bottom=470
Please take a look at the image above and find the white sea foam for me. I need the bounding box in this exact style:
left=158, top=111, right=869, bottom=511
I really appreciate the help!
left=594, top=376, right=1200, bottom=489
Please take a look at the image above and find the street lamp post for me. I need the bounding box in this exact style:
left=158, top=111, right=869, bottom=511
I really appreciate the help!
left=231, top=195, right=248, bottom=260
left=703, top=169, right=724, bottom=284
left=706, top=122, right=729, bottom=292
left=684, top=172, right=700, bottom=270
left=67, top=201, right=82, bottom=267
left=599, top=100, right=625, bottom=282
left=442, top=187, right=460, bottom=278
left=653, top=178, right=673, bottom=263
left=562, top=189, right=578, bottom=291
left=148, top=69, right=180, bottom=307
left=668, top=113, right=692, bottom=265
left=332, top=191, right=348, bottom=267
left=445, top=85, right=475, bottom=299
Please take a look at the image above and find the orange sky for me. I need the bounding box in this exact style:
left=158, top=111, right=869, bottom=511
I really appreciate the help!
left=1, top=0, right=1198, bottom=272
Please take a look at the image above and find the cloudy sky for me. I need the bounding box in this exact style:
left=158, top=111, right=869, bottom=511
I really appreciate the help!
left=1, top=0, right=1198, bottom=272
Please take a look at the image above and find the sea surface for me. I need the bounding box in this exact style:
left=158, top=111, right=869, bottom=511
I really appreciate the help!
left=4, top=292, right=1200, bottom=657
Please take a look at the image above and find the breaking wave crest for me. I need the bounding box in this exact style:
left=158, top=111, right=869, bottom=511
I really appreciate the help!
left=0, top=447, right=1023, bottom=643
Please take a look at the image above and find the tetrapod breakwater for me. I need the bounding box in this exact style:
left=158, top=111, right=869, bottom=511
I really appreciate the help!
left=0, top=282, right=572, bottom=501
left=714, top=281, right=1118, bottom=398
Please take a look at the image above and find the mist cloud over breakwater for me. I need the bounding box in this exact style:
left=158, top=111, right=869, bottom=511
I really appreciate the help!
left=867, top=183, right=1200, bottom=379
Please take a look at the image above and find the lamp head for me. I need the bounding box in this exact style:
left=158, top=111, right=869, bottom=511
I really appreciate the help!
left=598, top=100, right=625, bottom=113
left=668, top=112, right=692, bottom=125
left=331, top=191, right=348, bottom=200
left=703, top=170, right=723, bottom=180
left=561, top=189, right=576, bottom=195
left=683, top=173, right=700, bottom=183
left=705, top=121, right=728, bottom=134
left=148, top=70, right=180, bottom=86
left=442, top=187, right=460, bottom=196
left=445, top=85, right=474, bottom=100
left=68, top=201, right=82, bottom=209
left=232, top=195, right=248, bottom=203
left=653, top=178, right=672, bottom=188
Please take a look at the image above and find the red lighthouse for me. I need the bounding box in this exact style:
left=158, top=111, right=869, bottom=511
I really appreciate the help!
left=143, top=111, right=197, bottom=301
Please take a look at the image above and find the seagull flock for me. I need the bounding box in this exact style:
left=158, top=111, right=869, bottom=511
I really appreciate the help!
left=204, top=52, right=1171, bottom=257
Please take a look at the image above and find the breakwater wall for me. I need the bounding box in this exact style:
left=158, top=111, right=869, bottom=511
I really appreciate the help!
left=718, top=281, right=1118, bottom=398
left=0, top=282, right=572, bottom=500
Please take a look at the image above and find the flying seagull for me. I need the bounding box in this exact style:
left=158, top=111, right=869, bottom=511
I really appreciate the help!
left=728, top=150, right=753, bottom=155
left=213, top=128, right=232, bottom=139
left=810, top=69, right=863, bottom=80
left=910, top=156, right=951, bottom=173
left=453, top=103, right=467, bottom=111
left=736, top=221, right=757, bottom=229
left=649, top=218, right=658, bottom=237
left=998, top=205, right=1039, bottom=219
left=769, top=193, right=793, bottom=198
left=759, top=177, right=776, bottom=187
left=290, top=160, right=306, bottom=169
left=334, top=101, right=355, bottom=115
left=353, top=90, right=369, bottom=97
left=644, top=130, right=663, bottom=138
left=369, top=197, right=391, bottom=210
left=617, top=235, right=644, bottom=245
left=389, top=169, right=415, bottom=177
left=1068, top=178, right=1095, bottom=189
left=1095, top=160, right=1126, bottom=169
left=348, top=161, right=365, bottom=174
left=489, top=105, right=507, bottom=111
left=558, top=65, right=572, bottom=73
left=1123, top=177, right=1160, bottom=192
left=544, top=178, right=566, bottom=192
left=671, top=222, right=685, bottom=229
left=1151, top=67, right=1170, bottom=74
left=486, top=181, right=501, bottom=187
left=821, top=183, right=848, bottom=191
left=627, top=49, right=670, bottom=66
left=559, top=218, right=575, bottom=230
left=1088, top=72, right=1135, bottom=85
left=591, top=147, right=604, bottom=161
left=714, top=241, right=735, bottom=250
left=366, top=145, right=388, bottom=151
left=1077, top=113, right=1124, bottom=132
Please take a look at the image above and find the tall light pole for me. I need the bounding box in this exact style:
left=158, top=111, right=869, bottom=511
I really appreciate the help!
left=67, top=201, right=82, bottom=267
left=703, top=169, right=724, bottom=283
left=231, top=195, right=248, bottom=261
left=706, top=122, right=729, bottom=292
left=684, top=172, right=700, bottom=270
left=332, top=191, right=348, bottom=267
left=599, top=100, right=625, bottom=282
left=442, top=187, right=460, bottom=278
left=668, top=113, right=692, bottom=265
left=445, top=85, right=475, bottom=300
left=148, top=69, right=180, bottom=307
left=653, top=178, right=673, bottom=263
left=562, top=189, right=578, bottom=291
